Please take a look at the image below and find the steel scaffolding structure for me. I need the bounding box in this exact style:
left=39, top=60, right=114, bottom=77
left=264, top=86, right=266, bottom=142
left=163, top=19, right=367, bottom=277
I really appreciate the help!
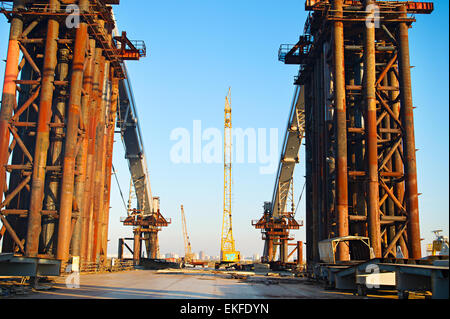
left=0, top=0, right=155, bottom=272
left=274, top=0, right=433, bottom=267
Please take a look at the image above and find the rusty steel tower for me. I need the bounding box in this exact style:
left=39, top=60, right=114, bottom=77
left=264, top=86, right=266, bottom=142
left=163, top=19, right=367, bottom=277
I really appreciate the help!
left=0, top=0, right=165, bottom=273
left=276, top=0, right=433, bottom=266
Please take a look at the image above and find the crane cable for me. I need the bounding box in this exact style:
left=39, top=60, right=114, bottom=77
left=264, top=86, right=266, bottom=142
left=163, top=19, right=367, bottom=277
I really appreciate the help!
left=112, top=163, right=128, bottom=214
left=294, top=180, right=306, bottom=217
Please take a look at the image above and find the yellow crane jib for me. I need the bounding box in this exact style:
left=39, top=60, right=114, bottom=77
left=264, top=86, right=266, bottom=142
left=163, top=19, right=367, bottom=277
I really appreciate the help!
left=181, top=205, right=194, bottom=263
left=220, top=88, right=240, bottom=264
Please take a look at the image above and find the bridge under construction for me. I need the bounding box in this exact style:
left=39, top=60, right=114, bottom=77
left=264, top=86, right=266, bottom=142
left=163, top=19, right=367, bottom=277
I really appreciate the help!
left=0, top=0, right=448, bottom=300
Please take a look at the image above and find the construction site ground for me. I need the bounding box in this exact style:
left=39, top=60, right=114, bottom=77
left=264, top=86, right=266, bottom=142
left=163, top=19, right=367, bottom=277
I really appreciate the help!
left=1, top=268, right=427, bottom=299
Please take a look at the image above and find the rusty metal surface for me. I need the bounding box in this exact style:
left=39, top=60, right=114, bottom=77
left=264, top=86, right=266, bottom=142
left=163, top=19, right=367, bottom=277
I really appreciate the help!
left=0, top=0, right=149, bottom=274
left=274, top=0, right=432, bottom=268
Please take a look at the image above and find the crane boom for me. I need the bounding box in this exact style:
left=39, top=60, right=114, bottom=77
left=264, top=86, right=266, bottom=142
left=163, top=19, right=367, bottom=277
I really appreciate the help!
left=220, top=88, right=240, bottom=263
left=181, top=205, right=193, bottom=262
left=252, top=85, right=304, bottom=263
left=271, top=85, right=305, bottom=217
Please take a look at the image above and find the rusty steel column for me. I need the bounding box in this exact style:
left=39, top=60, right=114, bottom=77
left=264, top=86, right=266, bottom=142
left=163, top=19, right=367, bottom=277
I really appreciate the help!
left=297, top=241, right=303, bottom=265
left=133, top=228, right=141, bottom=265
left=100, top=63, right=111, bottom=263
left=333, top=0, right=349, bottom=261
left=79, top=39, right=96, bottom=263
left=26, top=0, right=60, bottom=257
left=364, top=0, right=382, bottom=258
left=42, top=47, right=70, bottom=255
left=0, top=0, right=25, bottom=202
left=94, top=59, right=110, bottom=263
left=145, top=231, right=159, bottom=259
left=101, top=75, right=119, bottom=263
left=280, top=238, right=288, bottom=263
left=57, top=21, right=88, bottom=266
left=265, top=237, right=274, bottom=262
left=83, top=45, right=101, bottom=262
left=91, top=56, right=107, bottom=263
left=71, top=0, right=91, bottom=261
left=397, top=5, right=421, bottom=259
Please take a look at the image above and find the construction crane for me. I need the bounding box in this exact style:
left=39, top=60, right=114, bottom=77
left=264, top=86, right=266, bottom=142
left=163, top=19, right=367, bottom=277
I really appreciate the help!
left=118, top=63, right=170, bottom=263
left=252, top=86, right=304, bottom=265
left=180, top=205, right=194, bottom=264
left=218, top=88, right=240, bottom=267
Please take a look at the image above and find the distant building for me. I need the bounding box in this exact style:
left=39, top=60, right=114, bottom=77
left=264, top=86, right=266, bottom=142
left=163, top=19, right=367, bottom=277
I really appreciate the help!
left=252, top=254, right=261, bottom=262
left=199, top=251, right=206, bottom=260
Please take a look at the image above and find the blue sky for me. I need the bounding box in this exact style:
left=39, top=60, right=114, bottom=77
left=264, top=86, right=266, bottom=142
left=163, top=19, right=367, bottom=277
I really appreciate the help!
left=0, top=0, right=448, bottom=259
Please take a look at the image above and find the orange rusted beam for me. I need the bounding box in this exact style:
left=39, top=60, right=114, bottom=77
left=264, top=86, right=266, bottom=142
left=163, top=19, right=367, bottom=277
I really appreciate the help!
left=26, top=0, right=60, bottom=258
left=57, top=21, right=88, bottom=267
left=80, top=39, right=96, bottom=263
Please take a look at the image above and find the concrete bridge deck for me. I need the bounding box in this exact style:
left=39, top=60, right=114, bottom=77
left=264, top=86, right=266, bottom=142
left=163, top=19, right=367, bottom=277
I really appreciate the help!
left=8, top=269, right=403, bottom=299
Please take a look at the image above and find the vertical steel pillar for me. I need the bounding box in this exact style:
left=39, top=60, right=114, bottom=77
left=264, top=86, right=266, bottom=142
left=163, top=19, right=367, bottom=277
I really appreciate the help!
left=364, top=0, right=382, bottom=257
left=397, top=5, right=421, bottom=259
left=333, top=0, right=349, bottom=261
left=57, top=20, right=88, bottom=266
left=78, top=43, right=94, bottom=260
left=101, top=75, right=119, bottom=262
left=26, top=0, right=60, bottom=257
left=95, top=59, right=110, bottom=264
left=42, top=47, right=70, bottom=255
left=145, top=231, right=159, bottom=259
left=305, top=81, right=316, bottom=262
left=0, top=1, right=27, bottom=208
left=266, top=237, right=274, bottom=262
left=82, top=45, right=101, bottom=262
left=280, top=238, right=288, bottom=263
left=118, top=238, right=124, bottom=260
left=0, top=0, right=25, bottom=200
left=91, top=55, right=107, bottom=262
left=72, top=0, right=91, bottom=261
left=0, top=0, right=26, bottom=255
left=133, top=228, right=141, bottom=265
left=297, top=241, right=303, bottom=265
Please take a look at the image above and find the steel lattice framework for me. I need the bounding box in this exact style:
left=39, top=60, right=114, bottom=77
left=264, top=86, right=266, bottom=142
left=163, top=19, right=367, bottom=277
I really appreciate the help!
left=277, top=0, right=433, bottom=265
left=221, top=89, right=234, bottom=252
left=0, top=0, right=162, bottom=272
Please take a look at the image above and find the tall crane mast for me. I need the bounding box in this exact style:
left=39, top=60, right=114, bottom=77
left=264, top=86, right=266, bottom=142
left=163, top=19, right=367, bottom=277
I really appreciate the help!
left=220, top=88, right=240, bottom=263
left=180, top=205, right=194, bottom=263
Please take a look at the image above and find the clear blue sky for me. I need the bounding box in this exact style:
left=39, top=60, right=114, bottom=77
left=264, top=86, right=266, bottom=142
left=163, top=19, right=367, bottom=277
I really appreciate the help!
left=0, top=0, right=448, bottom=259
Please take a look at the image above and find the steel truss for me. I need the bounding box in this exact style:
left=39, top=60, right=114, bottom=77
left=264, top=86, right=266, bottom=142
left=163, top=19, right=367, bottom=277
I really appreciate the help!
left=0, top=0, right=147, bottom=272
left=278, top=0, right=432, bottom=265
